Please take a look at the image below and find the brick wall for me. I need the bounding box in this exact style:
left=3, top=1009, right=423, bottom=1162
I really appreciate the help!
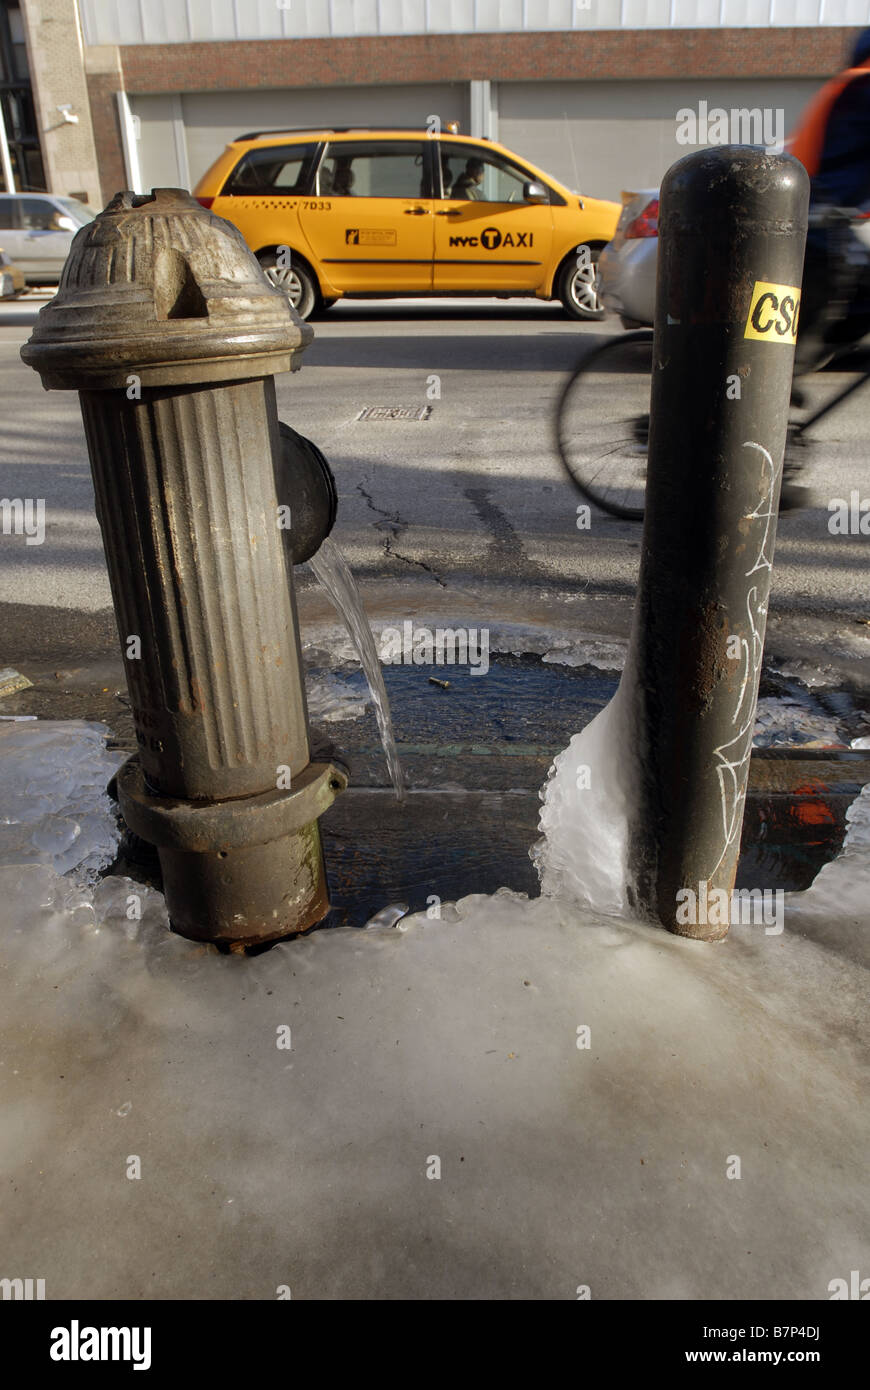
left=119, top=27, right=855, bottom=93
left=86, top=26, right=858, bottom=204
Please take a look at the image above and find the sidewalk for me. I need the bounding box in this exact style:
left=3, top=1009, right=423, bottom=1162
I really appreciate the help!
left=0, top=715, right=866, bottom=1300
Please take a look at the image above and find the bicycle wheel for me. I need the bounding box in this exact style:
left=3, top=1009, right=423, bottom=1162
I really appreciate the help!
left=556, top=329, right=654, bottom=520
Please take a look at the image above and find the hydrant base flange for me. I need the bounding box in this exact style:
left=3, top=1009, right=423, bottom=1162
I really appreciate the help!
left=117, top=755, right=347, bottom=945
left=116, top=756, right=347, bottom=853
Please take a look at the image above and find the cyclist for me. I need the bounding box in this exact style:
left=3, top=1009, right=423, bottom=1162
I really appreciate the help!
left=788, top=28, right=870, bottom=373
left=556, top=40, right=870, bottom=519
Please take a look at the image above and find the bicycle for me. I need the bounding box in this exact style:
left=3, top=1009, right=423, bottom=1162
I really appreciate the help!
left=556, top=211, right=870, bottom=520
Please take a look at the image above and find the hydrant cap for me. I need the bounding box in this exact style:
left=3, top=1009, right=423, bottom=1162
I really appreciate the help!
left=20, top=187, right=314, bottom=389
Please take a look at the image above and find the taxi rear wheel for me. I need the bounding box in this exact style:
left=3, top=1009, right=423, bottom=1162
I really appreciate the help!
left=558, top=249, right=605, bottom=321
left=259, top=252, right=317, bottom=321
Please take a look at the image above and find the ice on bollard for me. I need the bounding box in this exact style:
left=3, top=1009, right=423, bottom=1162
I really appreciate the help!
left=533, top=687, right=634, bottom=916
left=532, top=681, right=859, bottom=919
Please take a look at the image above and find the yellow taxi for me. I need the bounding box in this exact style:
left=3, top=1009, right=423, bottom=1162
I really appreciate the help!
left=194, top=126, right=621, bottom=320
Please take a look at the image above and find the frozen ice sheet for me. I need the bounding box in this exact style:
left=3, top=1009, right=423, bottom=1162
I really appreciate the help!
left=303, top=618, right=629, bottom=674
left=787, top=784, right=870, bottom=966
left=753, top=696, right=844, bottom=749
left=0, top=719, right=123, bottom=879
left=0, top=717, right=867, bottom=1300
left=305, top=670, right=369, bottom=723
left=0, top=860, right=866, bottom=1299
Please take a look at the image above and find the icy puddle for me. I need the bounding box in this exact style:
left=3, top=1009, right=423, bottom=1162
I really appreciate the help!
left=304, top=647, right=870, bottom=754
left=0, top=722, right=868, bottom=1299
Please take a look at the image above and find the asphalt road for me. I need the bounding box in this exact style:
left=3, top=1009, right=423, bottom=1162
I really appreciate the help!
left=1, top=290, right=869, bottom=706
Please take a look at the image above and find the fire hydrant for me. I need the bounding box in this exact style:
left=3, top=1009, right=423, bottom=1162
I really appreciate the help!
left=22, top=188, right=346, bottom=945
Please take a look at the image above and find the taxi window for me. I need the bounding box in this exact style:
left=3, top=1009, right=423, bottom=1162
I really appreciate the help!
left=223, top=143, right=319, bottom=197
left=318, top=141, right=428, bottom=198
left=437, top=143, right=547, bottom=204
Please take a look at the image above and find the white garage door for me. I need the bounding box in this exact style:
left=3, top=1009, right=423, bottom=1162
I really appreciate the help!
left=132, top=84, right=470, bottom=192
left=497, top=78, right=818, bottom=202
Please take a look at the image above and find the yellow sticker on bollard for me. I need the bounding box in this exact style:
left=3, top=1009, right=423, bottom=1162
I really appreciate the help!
left=744, top=281, right=801, bottom=342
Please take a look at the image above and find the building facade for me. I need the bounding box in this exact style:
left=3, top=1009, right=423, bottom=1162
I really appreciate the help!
left=0, top=1, right=44, bottom=190
left=1, top=0, right=867, bottom=207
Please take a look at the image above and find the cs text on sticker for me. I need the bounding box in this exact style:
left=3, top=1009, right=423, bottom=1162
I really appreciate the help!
left=744, top=280, right=801, bottom=343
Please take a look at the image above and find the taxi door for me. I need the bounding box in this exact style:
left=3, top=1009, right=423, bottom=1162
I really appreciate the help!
left=298, top=139, right=434, bottom=293
left=433, top=142, right=553, bottom=293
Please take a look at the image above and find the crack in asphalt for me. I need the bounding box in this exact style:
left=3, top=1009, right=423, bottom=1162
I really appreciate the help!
left=356, top=479, right=447, bottom=587
left=384, top=537, right=448, bottom=587
left=356, top=479, right=403, bottom=534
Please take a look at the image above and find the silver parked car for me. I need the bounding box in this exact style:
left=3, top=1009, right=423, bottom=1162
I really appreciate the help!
left=0, top=192, right=95, bottom=286
left=599, top=187, right=870, bottom=331
left=598, top=189, right=659, bottom=328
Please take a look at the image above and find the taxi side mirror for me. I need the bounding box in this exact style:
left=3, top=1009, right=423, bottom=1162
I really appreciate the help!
left=523, top=181, right=548, bottom=204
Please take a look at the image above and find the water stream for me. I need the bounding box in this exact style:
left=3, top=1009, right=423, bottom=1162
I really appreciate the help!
left=308, top=536, right=406, bottom=801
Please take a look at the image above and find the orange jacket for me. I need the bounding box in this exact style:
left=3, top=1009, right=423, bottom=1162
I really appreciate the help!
left=789, top=61, right=870, bottom=176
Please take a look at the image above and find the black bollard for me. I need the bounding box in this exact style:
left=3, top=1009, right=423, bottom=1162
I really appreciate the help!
left=624, top=147, right=809, bottom=940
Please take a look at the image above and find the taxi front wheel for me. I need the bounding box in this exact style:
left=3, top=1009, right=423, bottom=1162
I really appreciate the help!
left=558, top=250, right=605, bottom=321
left=259, top=252, right=317, bottom=321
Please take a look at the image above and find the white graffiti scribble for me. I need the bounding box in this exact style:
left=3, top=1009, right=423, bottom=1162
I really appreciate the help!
left=744, top=440, right=777, bottom=578
left=732, top=584, right=765, bottom=732
left=708, top=441, right=777, bottom=881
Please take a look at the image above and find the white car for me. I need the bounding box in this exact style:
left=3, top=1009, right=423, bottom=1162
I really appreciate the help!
left=598, top=189, right=659, bottom=328
left=599, top=188, right=870, bottom=331
left=0, top=192, right=95, bottom=286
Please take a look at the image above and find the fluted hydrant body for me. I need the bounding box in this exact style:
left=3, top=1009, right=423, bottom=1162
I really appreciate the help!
left=22, top=188, right=345, bottom=944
